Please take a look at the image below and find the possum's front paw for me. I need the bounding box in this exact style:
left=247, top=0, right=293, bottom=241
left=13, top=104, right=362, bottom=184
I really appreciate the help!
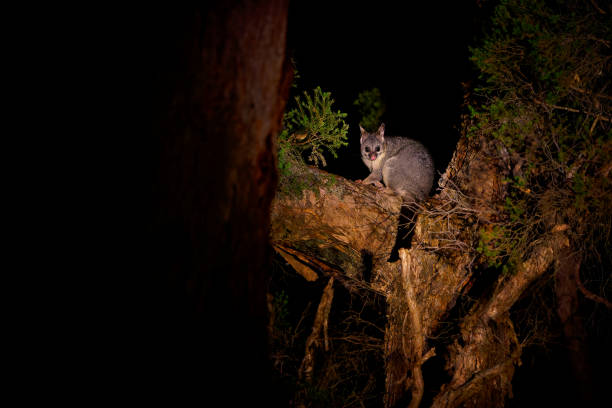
left=362, top=179, right=384, bottom=189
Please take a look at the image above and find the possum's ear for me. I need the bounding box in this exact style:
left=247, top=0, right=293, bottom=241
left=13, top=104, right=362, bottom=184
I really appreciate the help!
left=376, top=123, right=385, bottom=142
left=359, top=125, right=366, bottom=144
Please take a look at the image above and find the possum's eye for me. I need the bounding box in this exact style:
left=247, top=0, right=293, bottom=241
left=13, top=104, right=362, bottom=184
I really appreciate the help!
left=365, top=147, right=370, bottom=152
left=375, top=146, right=380, bottom=152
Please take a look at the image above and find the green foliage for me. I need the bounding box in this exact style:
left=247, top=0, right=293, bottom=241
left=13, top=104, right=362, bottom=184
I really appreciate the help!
left=279, top=86, right=349, bottom=168
left=271, top=290, right=290, bottom=330
left=468, top=0, right=611, bottom=274
left=277, top=86, right=349, bottom=197
left=290, top=58, right=301, bottom=88
left=471, top=0, right=611, bottom=103
left=477, top=223, right=521, bottom=275
left=477, top=225, right=506, bottom=264
left=353, top=88, right=386, bottom=132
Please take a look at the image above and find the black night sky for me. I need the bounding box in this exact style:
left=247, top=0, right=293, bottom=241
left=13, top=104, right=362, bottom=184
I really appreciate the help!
left=287, top=1, right=481, bottom=180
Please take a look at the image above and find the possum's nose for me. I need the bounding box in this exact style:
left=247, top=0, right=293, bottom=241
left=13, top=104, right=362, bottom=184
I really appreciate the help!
left=369, top=153, right=377, bottom=161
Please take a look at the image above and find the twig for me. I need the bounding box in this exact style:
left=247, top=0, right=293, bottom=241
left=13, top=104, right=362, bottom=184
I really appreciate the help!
left=533, top=98, right=611, bottom=122
left=589, top=0, right=607, bottom=15
left=575, top=270, right=612, bottom=309
left=569, top=85, right=612, bottom=101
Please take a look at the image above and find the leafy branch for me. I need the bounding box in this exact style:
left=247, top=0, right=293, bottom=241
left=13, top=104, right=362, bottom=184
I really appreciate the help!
left=279, top=86, right=349, bottom=168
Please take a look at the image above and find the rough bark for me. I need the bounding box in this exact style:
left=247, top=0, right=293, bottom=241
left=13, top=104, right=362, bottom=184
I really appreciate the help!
left=147, top=1, right=290, bottom=404
left=381, top=135, right=501, bottom=407
left=398, top=249, right=436, bottom=408
left=431, top=227, right=569, bottom=408
left=271, top=166, right=402, bottom=285
left=383, top=244, right=474, bottom=407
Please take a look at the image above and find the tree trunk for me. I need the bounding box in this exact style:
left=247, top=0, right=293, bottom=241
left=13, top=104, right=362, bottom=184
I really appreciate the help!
left=554, top=249, right=593, bottom=403
left=147, top=1, right=290, bottom=404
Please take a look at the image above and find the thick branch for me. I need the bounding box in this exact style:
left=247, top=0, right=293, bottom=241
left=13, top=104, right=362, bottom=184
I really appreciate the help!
left=271, top=166, right=402, bottom=281
left=484, top=225, right=569, bottom=321
left=431, top=227, right=569, bottom=407
left=399, top=249, right=433, bottom=408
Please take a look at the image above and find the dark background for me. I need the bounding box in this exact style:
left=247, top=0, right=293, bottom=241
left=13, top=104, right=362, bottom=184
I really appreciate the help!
left=286, top=1, right=482, bottom=181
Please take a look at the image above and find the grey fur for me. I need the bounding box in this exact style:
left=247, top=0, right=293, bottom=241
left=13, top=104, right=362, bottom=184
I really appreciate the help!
left=360, top=123, right=434, bottom=201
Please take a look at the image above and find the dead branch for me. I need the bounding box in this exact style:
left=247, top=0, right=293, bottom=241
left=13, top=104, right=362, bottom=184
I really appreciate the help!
left=399, top=249, right=434, bottom=408
left=299, top=277, right=335, bottom=381
left=569, top=85, right=612, bottom=100
left=274, top=244, right=338, bottom=281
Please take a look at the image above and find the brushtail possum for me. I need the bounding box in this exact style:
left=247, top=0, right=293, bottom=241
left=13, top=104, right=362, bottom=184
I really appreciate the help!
left=359, top=123, right=434, bottom=201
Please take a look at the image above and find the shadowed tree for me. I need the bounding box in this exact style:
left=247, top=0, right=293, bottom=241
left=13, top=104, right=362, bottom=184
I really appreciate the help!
left=144, top=1, right=291, bottom=405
